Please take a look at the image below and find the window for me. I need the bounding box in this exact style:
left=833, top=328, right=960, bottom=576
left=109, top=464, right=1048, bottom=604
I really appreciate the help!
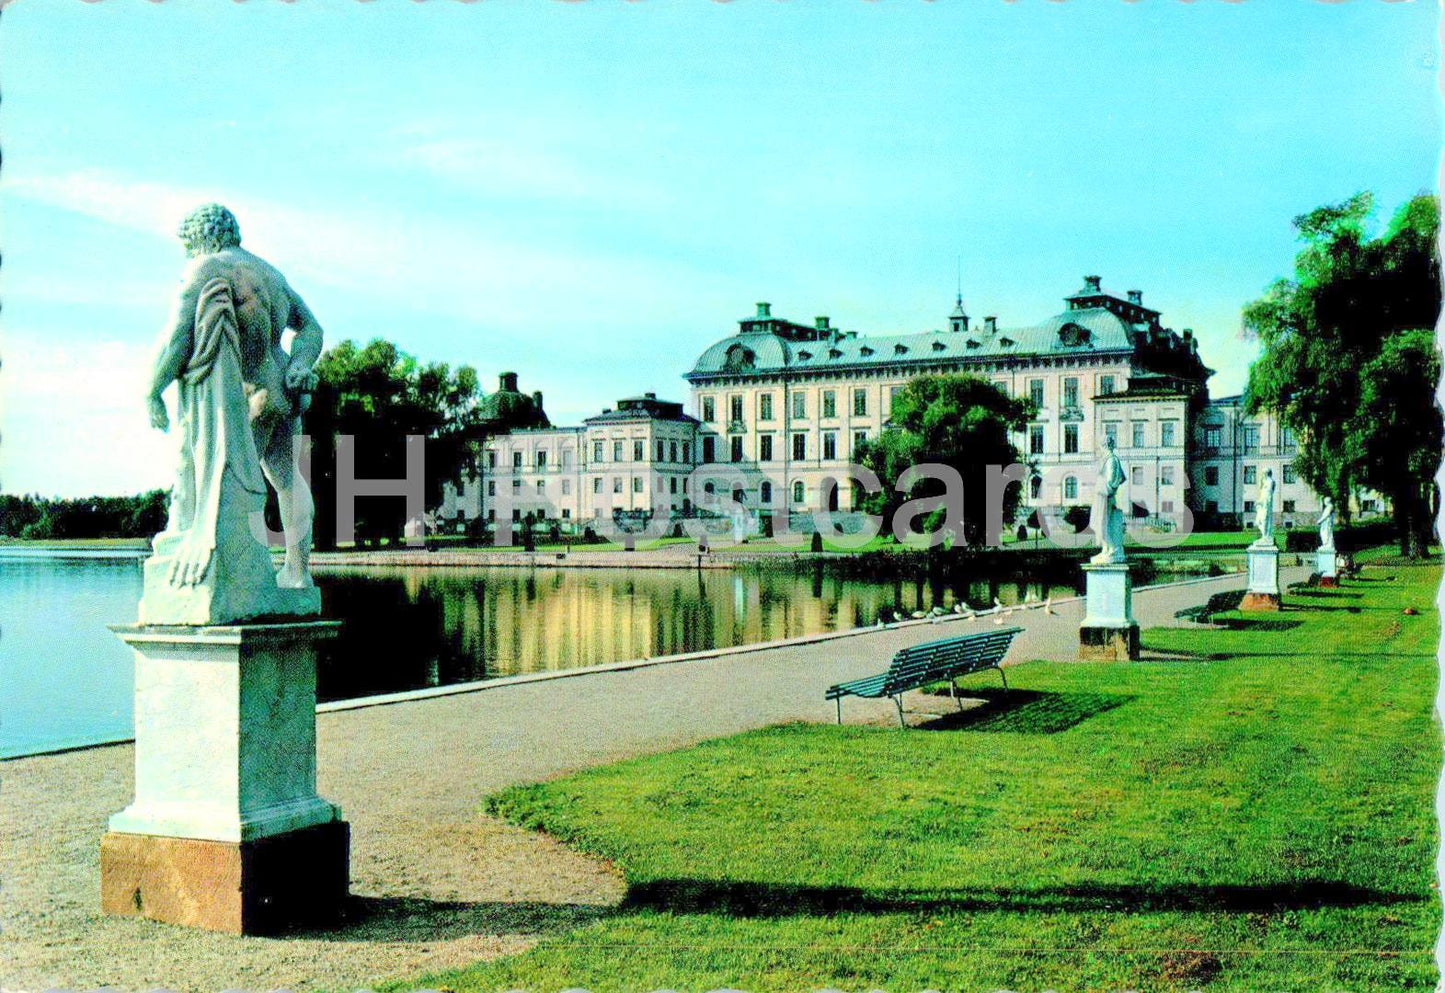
left=593, top=440, right=604, bottom=462
left=512, top=479, right=521, bottom=492
left=633, top=477, right=643, bottom=493
left=1063, top=476, right=1078, bottom=500
left=1029, top=475, right=1042, bottom=499
left=1063, top=377, right=1079, bottom=408
left=1243, top=465, right=1257, bottom=485
left=759, top=394, right=774, bottom=421
left=1204, top=466, right=1220, bottom=486
left=613, top=477, right=623, bottom=494
left=994, top=379, right=1009, bottom=395
left=562, top=449, right=572, bottom=468
left=760, top=481, right=772, bottom=503
left=702, top=397, right=716, bottom=422
left=633, top=440, right=644, bottom=462
left=486, top=451, right=497, bottom=468
left=792, top=433, right=806, bottom=460
left=1029, top=379, right=1044, bottom=408
left=823, top=432, right=837, bottom=460
left=1104, top=422, right=1118, bottom=448
left=488, top=509, right=496, bottom=521
left=1282, top=499, right=1296, bottom=513
left=792, top=393, right=806, bottom=419
left=1203, top=425, right=1222, bottom=449
left=1243, top=500, right=1255, bottom=514
left=562, top=508, right=571, bottom=519
left=730, top=437, right=744, bottom=462
left=822, top=390, right=837, bottom=418
left=760, top=435, right=774, bottom=461
left=1131, top=422, right=1145, bottom=448
left=613, top=441, right=624, bottom=461
left=1242, top=423, right=1260, bottom=452
left=537, top=450, right=548, bottom=468
left=853, top=430, right=867, bottom=455
left=1206, top=500, right=1219, bottom=514
left=670, top=441, right=678, bottom=462
left=1281, top=427, right=1297, bottom=450
left=561, top=479, right=571, bottom=495
left=853, top=388, right=868, bottom=416
left=536, top=480, right=545, bottom=494
left=1063, top=424, right=1079, bottom=454
left=593, top=478, right=602, bottom=494
left=702, top=437, right=715, bottom=463
left=1029, top=425, right=1044, bottom=455
left=512, top=508, right=521, bottom=522
left=792, top=480, right=806, bottom=504
left=669, top=477, right=678, bottom=494
left=513, top=452, right=523, bottom=469
left=1099, top=374, right=1115, bottom=396
left=1131, top=466, right=1144, bottom=486
left=1161, top=466, right=1175, bottom=486
left=682, top=443, right=691, bottom=463
left=729, top=395, right=744, bottom=424
left=888, top=386, right=902, bottom=413
left=1160, top=422, right=1176, bottom=448
left=1161, top=500, right=1174, bottom=513
left=1283, top=465, right=1296, bottom=484
left=487, top=481, right=496, bottom=496
left=657, top=440, right=666, bottom=462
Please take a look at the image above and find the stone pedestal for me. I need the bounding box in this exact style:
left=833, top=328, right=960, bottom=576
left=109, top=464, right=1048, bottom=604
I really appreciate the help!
left=1079, top=562, right=1139, bottom=661
left=1316, top=547, right=1340, bottom=588
left=102, top=621, right=348, bottom=934
left=1242, top=543, right=1282, bottom=611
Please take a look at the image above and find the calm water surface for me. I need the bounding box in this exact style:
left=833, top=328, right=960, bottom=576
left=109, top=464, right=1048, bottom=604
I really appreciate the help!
left=1, top=552, right=1078, bottom=758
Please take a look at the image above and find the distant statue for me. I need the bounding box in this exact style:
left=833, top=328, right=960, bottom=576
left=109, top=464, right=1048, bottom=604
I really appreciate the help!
left=1253, top=468, right=1277, bottom=547
left=1317, top=496, right=1336, bottom=551
left=141, top=204, right=324, bottom=623
left=729, top=501, right=758, bottom=544
left=1090, top=437, right=1127, bottom=564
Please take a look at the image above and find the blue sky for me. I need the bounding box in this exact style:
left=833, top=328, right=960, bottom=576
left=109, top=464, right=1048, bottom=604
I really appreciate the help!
left=2, top=0, right=1438, bottom=497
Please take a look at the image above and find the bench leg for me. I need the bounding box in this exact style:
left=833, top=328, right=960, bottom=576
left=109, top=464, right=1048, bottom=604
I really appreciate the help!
left=894, top=694, right=906, bottom=728
left=950, top=678, right=964, bottom=712
left=997, top=665, right=1008, bottom=692
left=836, top=697, right=842, bottom=725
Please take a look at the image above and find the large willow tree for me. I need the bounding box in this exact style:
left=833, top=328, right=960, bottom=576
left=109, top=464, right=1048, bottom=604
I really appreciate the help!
left=1245, top=192, right=1441, bottom=558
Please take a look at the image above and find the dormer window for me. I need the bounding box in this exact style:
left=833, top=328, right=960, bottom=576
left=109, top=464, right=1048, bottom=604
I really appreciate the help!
left=894, top=344, right=908, bottom=355
left=1058, top=323, right=1092, bottom=347
left=828, top=347, right=843, bottom=359
left=723, top=344, right=756, bottom=372
left=999, top=336, right=1015, bottom=348
left=966, top=339, right=980, bottom=349
left=859, top=346, right=874, bottom=357
left=932, top=341, right=947, bottom=352
left=797, top=349, right=813, bottom=361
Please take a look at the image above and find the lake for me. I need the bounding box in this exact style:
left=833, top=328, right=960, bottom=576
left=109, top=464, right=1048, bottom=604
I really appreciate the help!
left=0, top=550, right=1081, bottom=758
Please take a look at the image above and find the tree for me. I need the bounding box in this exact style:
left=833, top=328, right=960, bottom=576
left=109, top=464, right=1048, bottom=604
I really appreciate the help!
left=305, top=339, right=483, bottom=549
left=1245, top=192, right=1442, bottom=557
left=855, top=374, right=1034, bottom=547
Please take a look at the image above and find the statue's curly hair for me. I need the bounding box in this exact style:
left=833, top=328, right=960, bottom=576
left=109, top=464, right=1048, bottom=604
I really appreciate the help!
left=177, top=203, right=241, bottom=257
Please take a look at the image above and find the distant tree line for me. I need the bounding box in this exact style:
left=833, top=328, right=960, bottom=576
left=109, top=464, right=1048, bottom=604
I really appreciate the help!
left=0, top=490, right=169, bottom=540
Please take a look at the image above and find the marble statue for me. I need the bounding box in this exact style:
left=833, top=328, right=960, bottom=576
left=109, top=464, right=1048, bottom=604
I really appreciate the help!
left=1253, top=468, right=1277, bottom=547
left=1089, top=437, right=1127, bottom=565
left=1317, top=496, right=1336, bottom=551
left=140, top=204, right=323, bottom=624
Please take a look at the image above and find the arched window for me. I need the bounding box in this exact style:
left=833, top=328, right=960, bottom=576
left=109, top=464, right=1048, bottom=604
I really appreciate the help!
left=1063, top=475, right=1078, bottom=501
left=1029, top=475, right=1042, bottom=499
left=792, top=480, right=806, bottom=504
left=704, top=482, right=715, bottom=495
left=760, top=481, right=773, bottom=503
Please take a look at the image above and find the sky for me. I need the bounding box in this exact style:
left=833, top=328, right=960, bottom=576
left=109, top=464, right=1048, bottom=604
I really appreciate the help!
left=1, top=1, right=1439, bottom=498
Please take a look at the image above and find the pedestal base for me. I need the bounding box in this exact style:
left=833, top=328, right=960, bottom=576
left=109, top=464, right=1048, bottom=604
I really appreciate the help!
left=1079, top=622, right=1141, bottom=661
left=1316, top=547, right=1339, bottom=587
left=1318, top=575, right=1340, bottom=589
left=1244, top=544, right=1281, bottom=611
left=101, top=820, right=349, bottom=934
left=1240, top=591, right=1283, bottom=611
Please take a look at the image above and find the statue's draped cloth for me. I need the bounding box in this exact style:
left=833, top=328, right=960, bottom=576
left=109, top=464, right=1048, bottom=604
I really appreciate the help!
left=140, top=278, right=319, bottom=625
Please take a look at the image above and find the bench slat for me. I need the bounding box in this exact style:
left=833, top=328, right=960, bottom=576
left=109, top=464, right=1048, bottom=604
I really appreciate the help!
left=826, top=627, right=1023, bottom=705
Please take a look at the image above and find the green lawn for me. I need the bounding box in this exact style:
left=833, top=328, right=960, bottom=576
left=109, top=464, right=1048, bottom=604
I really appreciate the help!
left=392, top=559, right=1440, bottom=992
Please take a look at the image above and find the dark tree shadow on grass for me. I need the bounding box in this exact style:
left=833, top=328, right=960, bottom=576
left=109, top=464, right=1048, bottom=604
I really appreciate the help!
left=622, top=878, right=1421, bottom=918
left=917, top=688, right=1132, bottom=734
left=290, top=895, right=613, bottom=942
left=1210, top=617, right=1305, bottom=632
left=1292, top=589, right=1365, bottom=600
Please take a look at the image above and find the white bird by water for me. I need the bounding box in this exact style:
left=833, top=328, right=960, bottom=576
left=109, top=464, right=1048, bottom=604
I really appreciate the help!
left=992, top=614, right=1006, bottom=626
left=1043, top=596, right=1056, bottom=615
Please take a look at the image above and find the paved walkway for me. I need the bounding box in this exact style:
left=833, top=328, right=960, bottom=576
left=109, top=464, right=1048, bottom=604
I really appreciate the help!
left=0, top=569, right=1299, bottom=992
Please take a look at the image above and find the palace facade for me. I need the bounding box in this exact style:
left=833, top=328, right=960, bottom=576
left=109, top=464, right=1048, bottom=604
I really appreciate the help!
left=447, top=276, right=1366, bottom=534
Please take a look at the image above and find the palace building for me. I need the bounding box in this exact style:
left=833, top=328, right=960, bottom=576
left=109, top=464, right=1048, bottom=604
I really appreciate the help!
left=446, top=276, right=1367, bottom=534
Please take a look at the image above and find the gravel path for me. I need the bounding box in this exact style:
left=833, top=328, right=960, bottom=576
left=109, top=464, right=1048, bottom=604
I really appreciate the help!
left=0, top=569, right=1294, bottom=992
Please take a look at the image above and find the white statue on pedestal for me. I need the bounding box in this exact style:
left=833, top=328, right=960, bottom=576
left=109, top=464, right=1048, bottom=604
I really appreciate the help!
left=1317, top=496, right=1336, bottom=551
left=1089, top=437, right=1127, bottom=565
left=1252, top=468, right=1277, bottom=548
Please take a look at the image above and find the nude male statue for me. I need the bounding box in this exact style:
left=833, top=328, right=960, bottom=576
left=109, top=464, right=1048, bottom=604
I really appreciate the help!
left=146, top=203, right=322, bottom=589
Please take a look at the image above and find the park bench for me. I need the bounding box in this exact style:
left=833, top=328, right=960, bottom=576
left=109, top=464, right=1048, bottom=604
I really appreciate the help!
left=826, top=626, right=1023, bottom=727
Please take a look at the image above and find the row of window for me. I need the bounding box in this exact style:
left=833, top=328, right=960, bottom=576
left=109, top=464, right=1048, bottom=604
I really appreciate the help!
left=1200, top=465, right=1297, bottom=487
left=700, top=429, right=868, bottom=464
left=491, top=475, right=696, bottom=498
left=1199, top=424, right=1296, bottom=451
left=487, top=439, right=694, bottom=469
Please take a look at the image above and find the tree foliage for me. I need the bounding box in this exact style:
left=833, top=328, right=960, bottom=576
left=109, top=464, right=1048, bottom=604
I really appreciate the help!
left=1244, top=192, right=1442, bottom=557
left=855, top=374, right=1034, bottom=546
left=0, top=490, right=169, bottom=540
left=305, top=338, right=483, bottom=548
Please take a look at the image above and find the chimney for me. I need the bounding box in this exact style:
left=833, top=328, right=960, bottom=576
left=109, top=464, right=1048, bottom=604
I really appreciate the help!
left=644, top=391, right=657, bottom=400
left=1083, top=275, right=1101, bottom=293
left=814, top=316, right=831, bottom=332
left=500, top=371, right=518, bottom=392
left=1127, top=290, right=1142, bottom=305
left=984, top=315, right=998, bottom=335
left=756, top=302, right=772, bottom=318
left=532, top=390, right=544, bottom=410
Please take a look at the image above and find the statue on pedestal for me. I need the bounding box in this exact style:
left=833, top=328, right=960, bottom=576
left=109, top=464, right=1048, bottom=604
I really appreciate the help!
left=141, top=204, right=324, bottom=624
left=1252, top=468, right=1277, bottom=548
left=1089, top=437, right=1127, bottom=565
left=1317, top=496, right=1336, bottom=551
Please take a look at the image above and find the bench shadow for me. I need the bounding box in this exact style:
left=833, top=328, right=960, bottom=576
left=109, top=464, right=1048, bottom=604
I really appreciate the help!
left=289, top=894, right=612, bottom=942
left=918, top=688, right=1132, bottom=734
left=1291, top=589, right=1365, bottom=600
left=1211, top=618, right=1305, bottom=632
left=622, top=877, right=1419, bottom=918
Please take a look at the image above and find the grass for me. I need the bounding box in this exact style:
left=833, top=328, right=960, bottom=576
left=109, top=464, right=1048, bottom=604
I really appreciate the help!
left=387, top=554, right=1441, bottom=992
left=0, top=536, right=150, bottom=548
